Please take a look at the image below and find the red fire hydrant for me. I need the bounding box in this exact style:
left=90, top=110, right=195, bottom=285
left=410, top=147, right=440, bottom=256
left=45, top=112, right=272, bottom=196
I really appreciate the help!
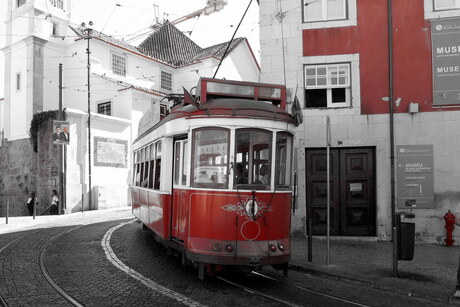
left=444, top=210, right=455, bottom=246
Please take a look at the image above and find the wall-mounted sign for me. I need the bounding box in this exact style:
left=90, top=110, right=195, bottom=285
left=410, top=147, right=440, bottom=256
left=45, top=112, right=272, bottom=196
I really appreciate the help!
left=52, top=120, right=70, bottom=145
left=396, top=145, right=434, bottom=209
left=94, top=136, right=128, bottom=168
left=431, top=18, right=460, bottom=106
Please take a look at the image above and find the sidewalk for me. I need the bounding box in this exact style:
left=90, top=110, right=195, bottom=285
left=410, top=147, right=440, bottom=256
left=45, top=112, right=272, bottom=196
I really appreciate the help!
left=290, top=236, right=460, bottom=304
left=1, top=209, right=458, bottom=304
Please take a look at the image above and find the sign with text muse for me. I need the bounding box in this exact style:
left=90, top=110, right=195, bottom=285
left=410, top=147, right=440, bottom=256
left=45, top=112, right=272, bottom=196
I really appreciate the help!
left=431, top=18, right=460, bottom=106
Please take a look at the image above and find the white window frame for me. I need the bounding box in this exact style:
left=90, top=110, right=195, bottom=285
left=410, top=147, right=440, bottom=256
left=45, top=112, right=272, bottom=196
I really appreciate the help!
left=301, top=0, right=357, bottom=29
left=302, top=0, right=346, bottom=22
left=434, top=0, right=460, bottom=10
left=302, top=54, right=361, bottom=113
left=304, top=63, right=351, bottom=108
left=111, top=53, right=127, bottom=77
left=160, top=71, right=172, bottom=91
left=425, top=0, right=460, bottom=19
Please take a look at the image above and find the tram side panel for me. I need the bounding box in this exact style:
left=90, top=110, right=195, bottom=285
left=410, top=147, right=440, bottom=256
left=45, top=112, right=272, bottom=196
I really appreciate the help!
left=132, top=187, right=172, bottom=240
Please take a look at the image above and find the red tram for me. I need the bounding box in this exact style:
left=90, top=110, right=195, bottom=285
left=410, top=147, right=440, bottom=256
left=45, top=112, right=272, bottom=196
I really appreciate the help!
left=131, top=78, right=296, bottom=278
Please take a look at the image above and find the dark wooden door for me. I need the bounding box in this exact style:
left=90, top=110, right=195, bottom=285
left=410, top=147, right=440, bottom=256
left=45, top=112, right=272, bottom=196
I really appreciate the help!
left=306, top=148, right=375, bottom=236
left=306, top=149, right=340, bottom=235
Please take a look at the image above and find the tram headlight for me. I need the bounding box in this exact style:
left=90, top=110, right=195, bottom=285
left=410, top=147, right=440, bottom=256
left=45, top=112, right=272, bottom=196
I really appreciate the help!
left=269, top=244, right=277, bottom=252
left=212, top=243, right=222, bottom=252
left=225, top=244, right=234, bottom=252
left=278, top=243, right=284, bottom=251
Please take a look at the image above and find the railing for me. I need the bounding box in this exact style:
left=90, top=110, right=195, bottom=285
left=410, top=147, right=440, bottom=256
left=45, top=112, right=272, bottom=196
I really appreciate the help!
left=50, top=0, right=63, bottom=10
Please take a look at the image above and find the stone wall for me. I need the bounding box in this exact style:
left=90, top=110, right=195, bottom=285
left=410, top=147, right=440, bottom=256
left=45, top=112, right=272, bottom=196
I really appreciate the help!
left=0, top=118, right=60, bottom=217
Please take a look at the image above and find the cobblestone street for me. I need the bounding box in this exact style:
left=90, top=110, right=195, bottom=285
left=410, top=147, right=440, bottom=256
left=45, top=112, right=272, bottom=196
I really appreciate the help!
left=0, top=210, right=454, bottom=306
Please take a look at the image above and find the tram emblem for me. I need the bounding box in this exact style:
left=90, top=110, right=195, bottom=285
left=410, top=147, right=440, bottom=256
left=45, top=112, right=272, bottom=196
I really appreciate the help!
left=221, top=196, right=272, bottom=220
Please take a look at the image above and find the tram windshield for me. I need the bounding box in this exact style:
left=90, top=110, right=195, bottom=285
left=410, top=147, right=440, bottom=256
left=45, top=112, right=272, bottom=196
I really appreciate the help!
left=235, top=129, right=272, bottom=190
left=191, top=128, right=229, bottom=188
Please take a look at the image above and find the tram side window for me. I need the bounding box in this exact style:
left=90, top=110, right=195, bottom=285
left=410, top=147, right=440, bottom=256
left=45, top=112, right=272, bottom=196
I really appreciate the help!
left=275, top=132, right=293, bottom=189
left=235, top=129, right=272, bottom=190
left=151, top=141, right=161, bottom=190
left=134, top=151, right=141, bottom=186
left=192, top=128, right=229, bottom=189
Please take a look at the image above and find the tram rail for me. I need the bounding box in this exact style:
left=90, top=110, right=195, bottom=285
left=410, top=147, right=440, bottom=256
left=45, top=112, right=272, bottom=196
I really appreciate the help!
left=217, top=270, right=370, bottom=307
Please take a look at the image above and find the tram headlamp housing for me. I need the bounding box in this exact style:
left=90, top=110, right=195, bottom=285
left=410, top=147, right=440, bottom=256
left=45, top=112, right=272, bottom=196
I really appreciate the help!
left=269, top=244, right=277, bottom=252
left=278, top=243, right=284, bottom=251
left=225, top=244, right=234, bottom=252
left=212, top=243, right=222, bottom=252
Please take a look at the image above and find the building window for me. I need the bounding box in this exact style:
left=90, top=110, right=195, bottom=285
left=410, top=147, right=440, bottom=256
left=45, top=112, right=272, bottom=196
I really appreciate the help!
left=16, top=73, right=21, bottom=91
left=50, top=0, right=64, bottom=9
left=434, top=0, right=460, bottom=10
left=161, top=71, right=172, bottom=91
left=160, top=104, right=167, bottom=119
left=302, top=0, right=347, bottom=23
left=52, top=22, right=58, bottom=36
left=304, top=63, right=350, bottom=108
left=112, top=53, right=126, bottom=77
left=17, top=0, right=26, bottom=7
left=97, top=102, right=111, bottom=115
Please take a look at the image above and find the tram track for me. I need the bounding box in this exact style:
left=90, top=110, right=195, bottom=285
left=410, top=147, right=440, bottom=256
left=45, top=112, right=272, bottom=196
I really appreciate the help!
left=0, top=227, right=85, bottom=307
left=217, top=270, right=370, bottom=307
left=0, top=236, right=23, bottom=307
left=38, top=225, right=86, bottom=307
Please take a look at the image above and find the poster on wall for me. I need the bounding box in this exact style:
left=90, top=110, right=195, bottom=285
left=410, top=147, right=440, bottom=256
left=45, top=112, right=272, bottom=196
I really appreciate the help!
left=94, top=136, right=128, bottom=168
left=431, top=18, right=460, bottom=106
left=52, top=120, right=70, bottom=145
left=396, top=145, right=434, bottom=209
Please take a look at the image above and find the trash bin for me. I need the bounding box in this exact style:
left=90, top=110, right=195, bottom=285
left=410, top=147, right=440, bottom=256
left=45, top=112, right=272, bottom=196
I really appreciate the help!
left=396, top=212, right=415, bottom=261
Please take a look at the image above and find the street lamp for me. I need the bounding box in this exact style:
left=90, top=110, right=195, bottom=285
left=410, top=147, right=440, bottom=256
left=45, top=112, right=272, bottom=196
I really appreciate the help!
left=82, top=21, right=93, bottom=211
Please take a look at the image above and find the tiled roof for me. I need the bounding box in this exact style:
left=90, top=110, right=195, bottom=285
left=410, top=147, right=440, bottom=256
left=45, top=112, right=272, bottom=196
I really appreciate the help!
left=70, top=21, right=246, bottom=68
left=138, top=21, right=202, bottom=67
left=194, top=37, right=245, bottom=61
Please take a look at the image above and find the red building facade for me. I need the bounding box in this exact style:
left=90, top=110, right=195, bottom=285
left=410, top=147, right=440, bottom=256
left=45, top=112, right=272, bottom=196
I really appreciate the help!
left=260, top=0, right=460, bottom=242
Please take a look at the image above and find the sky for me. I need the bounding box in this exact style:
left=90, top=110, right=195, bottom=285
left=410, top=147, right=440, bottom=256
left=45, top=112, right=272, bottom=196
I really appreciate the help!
left=0, top=0, right=260, bottom=97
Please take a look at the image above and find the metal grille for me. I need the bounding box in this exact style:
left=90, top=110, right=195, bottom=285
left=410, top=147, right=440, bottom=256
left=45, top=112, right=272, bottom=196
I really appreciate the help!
left=112, top=54, right=127, bottom=77
left=161, top=71, right=172, bottom=91
left=98, top=102, right=111, bottom=116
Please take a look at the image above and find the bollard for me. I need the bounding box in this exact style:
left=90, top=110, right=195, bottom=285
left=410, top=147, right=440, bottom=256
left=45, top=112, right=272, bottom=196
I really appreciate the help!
left=33, top=200, right=36, bottom=220
left=6, top=199, right=9, bottom=224
left=307, top=218, right=313, bottom=262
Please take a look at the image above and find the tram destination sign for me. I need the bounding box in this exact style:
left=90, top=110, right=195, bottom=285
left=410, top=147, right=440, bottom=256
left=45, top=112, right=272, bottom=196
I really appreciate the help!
left=396, top=145, right=434, bottom=209
left=431, top=18, right=460, bottom=106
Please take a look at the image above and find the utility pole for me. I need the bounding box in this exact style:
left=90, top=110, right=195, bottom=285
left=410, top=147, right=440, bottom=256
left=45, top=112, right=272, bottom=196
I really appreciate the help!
left=387, top=0, right=397, bottom=277
left=82, top=21, right=93, bottom=211
left=58, top=63, right=64, bottom=215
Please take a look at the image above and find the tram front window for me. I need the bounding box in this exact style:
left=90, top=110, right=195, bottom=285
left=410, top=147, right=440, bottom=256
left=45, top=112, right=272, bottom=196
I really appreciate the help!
left=192, top=128, right=229, bottom=188
left=235, top=129, right=272, bottom=190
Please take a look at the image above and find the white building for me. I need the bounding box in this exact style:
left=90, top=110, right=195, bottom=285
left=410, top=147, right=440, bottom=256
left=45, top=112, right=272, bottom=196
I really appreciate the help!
left=0, top=0, right=260, bottom=215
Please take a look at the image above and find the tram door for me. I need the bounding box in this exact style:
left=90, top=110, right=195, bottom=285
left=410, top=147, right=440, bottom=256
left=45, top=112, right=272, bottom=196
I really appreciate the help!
left=171, top=139, right=189, bottom=241
left=306, top=147, right=375, bottom=236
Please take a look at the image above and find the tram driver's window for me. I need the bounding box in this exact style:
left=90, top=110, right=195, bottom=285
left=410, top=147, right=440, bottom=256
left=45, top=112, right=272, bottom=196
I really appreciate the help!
left=192, top=128, right=229, bottom=188
left=275, top=132, right=293, bottom=189
left=235, top=129, right=272, bottom=190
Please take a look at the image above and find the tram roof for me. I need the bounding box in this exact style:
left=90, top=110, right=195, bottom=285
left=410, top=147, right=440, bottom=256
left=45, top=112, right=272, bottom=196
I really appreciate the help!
left=135, top=98, right=296, bottom=143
